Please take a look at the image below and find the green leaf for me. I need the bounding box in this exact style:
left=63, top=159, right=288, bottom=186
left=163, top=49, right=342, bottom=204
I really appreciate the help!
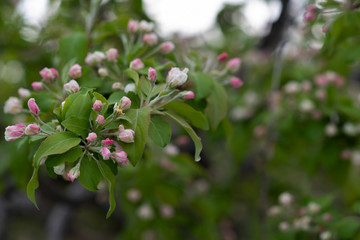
left=79, top=155, right=102, bottom=191
left=148, top=116, right=172, bottom=147
left=62, top=89, right=93, bottom=120
left=165, top=112, right=202, bottom=162
left=205, top=80, right=228, bottom=130
left=108, top=91, right=125, bottom=105
left=58, top=32, right=88, bottom=67
left=190, top=72, right=214, bottom=100
left=164, top=101, right=209, bottom=130
left=139, top=76, right=152, bottom=96
left=336, top=217, right=360, bottom=238
left=96, top=160, right=116, bottom=218
left=27, top=168, right=39, bottom=209
left=61, top=116, right=90, bottom=138
left=125, top=69, right=139, bottom=85
left=33, top=132, right=81, bottom=167
left=45, top=146, right=83, bottom=167
left=121, top=107, right=151, bottom=166
left=93, top=92, right=108, bottom=104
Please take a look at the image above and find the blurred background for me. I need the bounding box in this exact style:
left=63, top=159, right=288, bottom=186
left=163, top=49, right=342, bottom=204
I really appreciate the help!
left=2, top=0, right=360, bottom=239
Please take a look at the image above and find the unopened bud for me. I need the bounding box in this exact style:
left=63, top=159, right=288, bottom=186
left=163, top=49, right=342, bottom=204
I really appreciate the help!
left=31, top=81, right=43, bottom=91
left=111, top=151, right=129, bottom=167
left=182, top=91, right=194, bottom=100
left=86, top=132, right=97, bottom=142
left=66, top=165, right=80, bottom=182
left=102, top=138, right=113, bottom=146
left=93, top=100, right=102, bottom=112
left=18, top=88, right=31, bottom=99
left=226, top=58, right=241, bottom=72
left=119, top=96, right=131, bottom=110
left=96, top=115, right=105, bottom=125
left=68, top=64, right=82, bottom=79
left=218, top=52, right=228, bottom=61
left=100, top=147, right=111, bottom=160
left=64, top=80, right=80, bottom=94
left=147, top=67, right=157, bottom=82
left=28, top=98, right=40, bottom=115
left=98, top=67, right=108, bottom=77
left=167, top=67, right=189, bottom=88
left=128, top=19, right=139, bottom=33
left=40, top=67, right=58, bottom=82
left=25, top=124, right=40, bottom=136
left=139, top=20, right=154, bottom=32
left=4, top=124, right=25, bottom=141
left=230, top=77, right=243, bottom=88
left=160, top=41, right=175, bottom=54
left=4, top=97, right=23, bottom=114
left=117, top=124, right=135, bottom=143
left=106, top=48, right=119, bottom=62
left=129, top=58, right=144, bottom=70
left=112, top=82, right=123, bottom=90
left=143, top=33, right=158, bottom=46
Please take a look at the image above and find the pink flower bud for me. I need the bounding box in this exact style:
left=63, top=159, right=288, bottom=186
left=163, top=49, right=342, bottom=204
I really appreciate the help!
left=143, top=33, right=158, bottom=46
left=85, top=51, right=105, bottom=66
left=98, top=67, right=108, bottom=77
left=64, top=80, right=80, bottom=94
left=96, top=115, right=105, bottom=125
left=100, top=147, right=111, bottom=160
left=86, top=132, right=97, bottom=142
left=106, top=48, right=119, bottom=62
left=112, top=82, right=123, bottom=90
left=39, top=67, right=58, bottom=82
left=4, top=124, right=25, bottom=141
left=183, top=91, right=194, bottom=100
left=111, top=151, right=129, bottom=167
left=160, top=205, right=174, bottom=219
left=117, top=125, right=135, bottom=143
left=139, top=20, right=154, bottom=32
left=4, top=97, right=23, bottom=114
left=167, top=67, right=189, bottom=88
left=218, top=52, right=228, bottom=61
left=25, top=124, right=40, bottom=136
left=303, top=12, right=316, bottom=22
left=128, top=19, right=139, bottom=33
left=226, top=58, right=241, bottom=72
left=230, top=77, right=243, bottom=88
left=93, top=100, right=102, bottom=111
left=28, top=98, right=40, bottom=115
left=66, top=165, right=80, bottom=182
left=31, top=81, right=43, bottom=91
left=315, top=74, right=328, bottom=87
left=306, top=5, right=316, bottom=12
left=147, top=67, right=157, bottom=82
left=119, top=96, right=131, bottom=110
left=68, top=64, right=82, bottom=79
left=127, top=188, right=141, bottom=202
left=160, top=41, right=175, bottom=54
left=129, top=58, right=144, bottom=70
left=18, top=88, right=31, bottom=99
left=102, top=138, right=113, bottom=146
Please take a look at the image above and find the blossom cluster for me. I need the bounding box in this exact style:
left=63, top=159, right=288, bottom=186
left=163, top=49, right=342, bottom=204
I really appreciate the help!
left=268, top=192, right=332, bottom=240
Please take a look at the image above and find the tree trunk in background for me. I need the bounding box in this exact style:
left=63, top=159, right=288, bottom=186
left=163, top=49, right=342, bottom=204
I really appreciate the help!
left=259, top=0, right=291, bottom=52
